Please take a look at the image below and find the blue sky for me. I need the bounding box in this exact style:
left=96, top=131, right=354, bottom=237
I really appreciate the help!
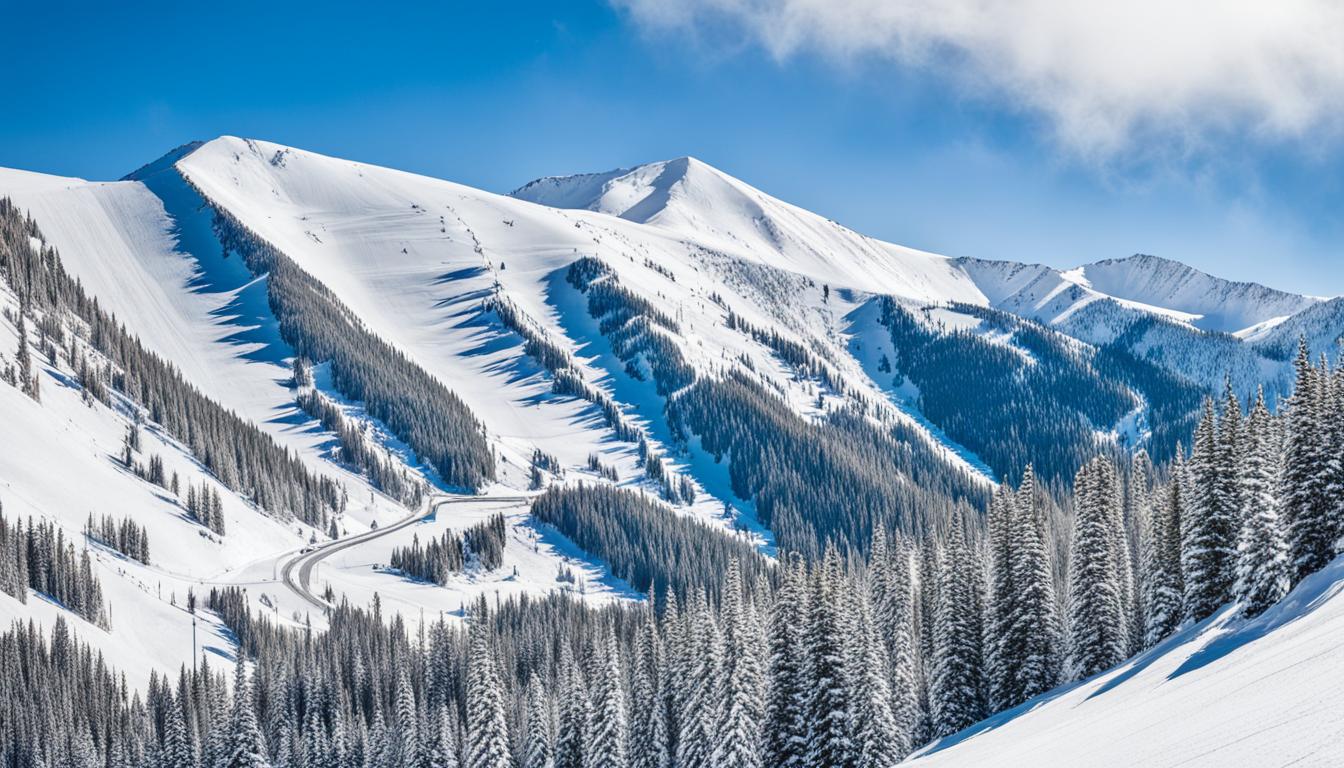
left=3, top=0, right=1342, bottom=294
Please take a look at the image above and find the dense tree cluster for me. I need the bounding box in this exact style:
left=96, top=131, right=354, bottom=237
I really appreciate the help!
left=389, top=514, right=508, bottom=583
left=670, top=371, right=986, bottom=557
left=83, top=513, right=150, bottom=565
left=530, top=484, right=764, bottom=602
left=879, top=299, right=1137, bottom=485
left=1092, top=336, right=1204, bottom=464
left=199, top=189, right=494, bottom=490
left=0, top=504, right=107, bottom=627
left=0, top=198, right=342, bottom=529
left=7, top=363, right=1344, bottom=768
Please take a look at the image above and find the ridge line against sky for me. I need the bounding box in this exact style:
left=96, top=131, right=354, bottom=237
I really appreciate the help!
left=1, top=0, right=1342, bottom=295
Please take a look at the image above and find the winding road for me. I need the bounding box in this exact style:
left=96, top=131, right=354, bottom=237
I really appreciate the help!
left=279, top=494, right=529, bottom=611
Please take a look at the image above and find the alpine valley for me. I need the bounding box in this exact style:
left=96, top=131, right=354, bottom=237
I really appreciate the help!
left=1, top=137, right=1341, bottom=767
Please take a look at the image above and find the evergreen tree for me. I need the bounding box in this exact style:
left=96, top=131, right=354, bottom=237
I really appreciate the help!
left=764, top=556, right=809, bottom=768
left=854, top=592, right=905, bottom=767
left=394, top=670, right=422, bottom=768
left=1282, top=340, right=1334, bottom=583
left=523, top=675, right=554, bottom=768
left=586, top=628, right=628, bottom=768
left=1009, top=465, right=1060, bottom=702
left=224, top=660, right=271, bottom=768
left=1144, top=452, right=1187, bottom=647
left=1183, top=399, right=1237, bottom=621
left=628, top=603, right=668, bottom=768
left=554, top=647, right=589, bottom=768
left=465, top=630, right=511, bottom=768
left=929, top=525, right=984, bottom=738
left=1235, top=389, right=1291, bottom=618
left=712, top=559, right=764, bottom=768
left=427, top=703, right=461, bottom=768
left=162, top=696, right=196, bottom=768
left=1068, top=458, right=1128, bottom=680
left=984, top=482, right=1018, bottom=711
left=805, top=548, right=858, bottom=766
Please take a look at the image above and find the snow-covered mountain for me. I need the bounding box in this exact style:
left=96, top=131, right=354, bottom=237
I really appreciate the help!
left=2, top=137, right=1343, bottom=766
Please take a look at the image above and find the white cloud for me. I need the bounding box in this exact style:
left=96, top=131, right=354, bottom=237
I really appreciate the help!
left=614, top=0, right=1344, bottom=157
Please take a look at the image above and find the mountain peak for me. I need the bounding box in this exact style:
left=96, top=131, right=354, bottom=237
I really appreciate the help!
left=1079, top=252, right=1318, bottom=333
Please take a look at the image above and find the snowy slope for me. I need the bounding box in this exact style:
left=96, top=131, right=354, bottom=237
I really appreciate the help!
left=513, top=156, right=986, bottom=305
left=0, top=155, right=639, bottom=689
left=176, top=137, right=1000, bottom=513
left=908, top=555, right=1344, bottom=767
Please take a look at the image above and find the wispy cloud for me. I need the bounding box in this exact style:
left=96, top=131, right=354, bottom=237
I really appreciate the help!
left=614, top=0, right=1344, bottom=159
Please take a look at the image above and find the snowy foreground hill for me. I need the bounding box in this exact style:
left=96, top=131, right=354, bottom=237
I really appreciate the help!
left=910, top=554, right=1344, bottom=767
left=0, top=137, right=1342, bottom=767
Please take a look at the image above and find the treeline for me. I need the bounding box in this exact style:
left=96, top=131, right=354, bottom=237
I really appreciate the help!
left=530, top=484, right=765, bottom=602
left=669, top=370, right=986, bottom=557
left=199, top=188, right=494, bottom=490
left=0, top=504, right=107, bottom=628
left=879, top=299, right=1136, bottom=485
left=0, top=197, right=342, bottom=529
left=9, top=371, right=1344, bottom=768
left=488, top=292, right=644, bottom=443
left=83, top=512, right=150, bottom=564
left=296, top=382, right=425, bottom=507
left=389, top=514, right=508, bottom=583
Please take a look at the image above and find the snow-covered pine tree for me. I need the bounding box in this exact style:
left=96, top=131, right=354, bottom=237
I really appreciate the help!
left=984, top=481, right=1018, bottom=711
left=586, top=628, right=628, bottom=768
left=1183, top=399, right=1237, bottom=621
left=805, top=547, right=858, bottom=767
left=884, top=538, right=920, bottom=758
left=929, top=523, right=985, bottom=738
left=628, top=601, right=669, bottom=768
left=1219, top=381, right=1246, bottom=517
left=1143, top=449, right=1186, bottom=647
left=854, top=588, right=906, bottom=767
left=523, top=674, right=554, bottom=768
left=676, top=594, right=721, bottom=768
left=465, top=630, right=511, bottom=768
left=162, top=696, right=195, bottom=768
left=712, top=559, right=764, bottom=768
left=1234, top=389, right=1291, bottom=618
left=764, top=555, right=809, bottom=768
left=553, top=642, right=591, bottom=768
left=1282, top=339, right=1334, bottom=583
left=394, top=669, right=422, bottom=768
left=224, top=660, right=271, bottom=768
left=1009, top=464, right=1060, bottom=702
left=427, top=702, right=461, bottom=768
left=1067, top=458, right=1128, bottom=680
